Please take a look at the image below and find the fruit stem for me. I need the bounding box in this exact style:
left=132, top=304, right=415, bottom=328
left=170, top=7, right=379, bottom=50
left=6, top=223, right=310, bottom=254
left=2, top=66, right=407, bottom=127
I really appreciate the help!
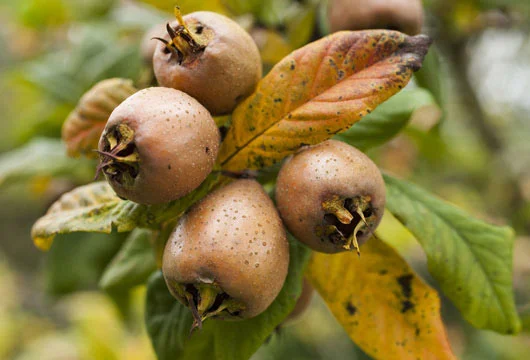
left=155, top=6, right=206, bottom=64
left=322, top=195, right=353, bottom=224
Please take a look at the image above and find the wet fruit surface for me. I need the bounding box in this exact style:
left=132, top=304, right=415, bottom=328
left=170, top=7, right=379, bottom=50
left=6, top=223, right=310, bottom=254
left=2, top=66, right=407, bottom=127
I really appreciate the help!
left=162, top=179, right=289, bottom=329
left=275, top=140, right=386, bottom=253
left=98, top=87, right=220, bottom=204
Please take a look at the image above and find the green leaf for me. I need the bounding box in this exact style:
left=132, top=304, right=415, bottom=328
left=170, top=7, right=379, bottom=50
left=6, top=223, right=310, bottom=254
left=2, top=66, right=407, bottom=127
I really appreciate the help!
left=414, top=45, right=446, bottom=121
left=45, top=231, right=125, bottom=296
left=145, top=237, right=312, bottom=360
left=24, top=24, right=142, bottom=105
left=31, top=173, right=220, bottom=251
left=0, top=138, right=94, bottom=188
left=285, top=3, right=317, bottom=49
left=384, top=174, right=521, bottom=334
left=335, top=88, right=435, bottom=151
left=99, top=228, right=157, bottom=291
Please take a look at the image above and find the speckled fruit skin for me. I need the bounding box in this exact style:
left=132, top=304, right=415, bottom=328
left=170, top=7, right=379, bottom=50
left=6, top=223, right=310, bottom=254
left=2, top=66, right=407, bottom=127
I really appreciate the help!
left=98, top=87, right=220, bottom=204
left=275, top=140, right=386, bottom=253
left=162, top=179, right=289, bottom=319
left=328, top=0, right=424, bottom=35
left=153, top=11, right=262, bottom=116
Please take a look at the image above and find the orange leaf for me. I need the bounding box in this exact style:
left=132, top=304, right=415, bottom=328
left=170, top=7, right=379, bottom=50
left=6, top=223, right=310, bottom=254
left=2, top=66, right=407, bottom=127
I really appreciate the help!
left=62, top=78, right=137, bottom=158
left=219, top=30, right=431, bottom=171
left=306, top=237, right=455, bottom=360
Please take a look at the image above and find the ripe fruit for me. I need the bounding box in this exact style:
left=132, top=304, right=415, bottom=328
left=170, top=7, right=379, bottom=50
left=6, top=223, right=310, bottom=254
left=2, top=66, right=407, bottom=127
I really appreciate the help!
left=97, top=87, right=220, bottom=205
left=162, top=179, right=289, bottom=329
left=275, top=140, right=385, bottom=254
left=327, top=0, right=424, bottom=35
left=152, top=8, right=262, bottom=115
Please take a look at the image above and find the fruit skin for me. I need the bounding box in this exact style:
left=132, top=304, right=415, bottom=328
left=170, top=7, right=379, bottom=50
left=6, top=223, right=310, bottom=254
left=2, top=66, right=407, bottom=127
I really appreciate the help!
left=98, top=87, right=220, bottom=205
left=162, top=179, right=289, bottom=323
left=327, top=0, right=424, bottom=35
left=153, top=11, right=262, bottom=116
left=275, top=140, right=385, bottom=253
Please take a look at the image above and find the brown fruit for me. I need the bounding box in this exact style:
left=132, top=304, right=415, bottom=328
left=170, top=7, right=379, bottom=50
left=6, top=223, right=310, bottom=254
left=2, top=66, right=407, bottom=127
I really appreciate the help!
left=97, top=87, right=220, bottom=205
left=152, top=10, right=262, bottom=115
left=162, top=179, right=289, bottom=329
left=275, top=140, right=386, bottom=254
left=327, top=0, right=424, bottom=35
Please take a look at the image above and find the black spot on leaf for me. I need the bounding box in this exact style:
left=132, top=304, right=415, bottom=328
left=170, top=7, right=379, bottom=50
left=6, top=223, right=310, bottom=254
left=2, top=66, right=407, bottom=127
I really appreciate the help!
left=345, top=302, right=357, bottom=316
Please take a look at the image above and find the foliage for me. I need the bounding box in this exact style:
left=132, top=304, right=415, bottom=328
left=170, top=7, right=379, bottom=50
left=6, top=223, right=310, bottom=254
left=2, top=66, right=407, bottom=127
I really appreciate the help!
left=385, top=174, right=520, bottom=334
left=1, top=0, right=526, bottom=359
left=307, top=236, right=455, bottom=359
left=219, top=31, right=431, bottom=170
left=0, top=138, right=94, bottom=189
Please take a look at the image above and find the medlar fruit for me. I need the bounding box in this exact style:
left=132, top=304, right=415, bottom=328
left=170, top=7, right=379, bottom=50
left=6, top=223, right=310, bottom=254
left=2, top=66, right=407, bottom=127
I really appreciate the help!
left=97, top=87, right=220, bottom=205
left=275, top=140, right=385, bottom=254
left=327, top=0, right=424, bottom=35
left=162, top=179, right=289, bottom=329
left=152, top=8, right=262, bottom=115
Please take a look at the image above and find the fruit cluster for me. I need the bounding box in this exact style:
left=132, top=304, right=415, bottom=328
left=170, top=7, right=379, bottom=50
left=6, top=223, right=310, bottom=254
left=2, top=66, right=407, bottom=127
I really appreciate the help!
left=93, top=8, right=386, bottom=330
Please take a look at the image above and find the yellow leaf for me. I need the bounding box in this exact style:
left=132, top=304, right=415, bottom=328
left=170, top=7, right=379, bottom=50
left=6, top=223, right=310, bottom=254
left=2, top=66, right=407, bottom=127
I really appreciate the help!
left=306, top=238, right=455, bottom=360
left=219, top=30, right=431, bottom=171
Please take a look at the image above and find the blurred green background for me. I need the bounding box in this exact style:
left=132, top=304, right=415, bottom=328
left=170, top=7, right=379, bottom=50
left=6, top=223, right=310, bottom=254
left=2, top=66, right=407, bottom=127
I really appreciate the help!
left=1, top=0, right=530, bottom=359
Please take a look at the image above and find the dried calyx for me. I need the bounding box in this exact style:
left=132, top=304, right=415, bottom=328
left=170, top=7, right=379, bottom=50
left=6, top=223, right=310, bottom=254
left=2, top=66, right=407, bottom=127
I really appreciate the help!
left=167, top=281, right=245, bottom=332
left=317, top=195, right=376, bottom=254
left=96, top=124, right=139, bottom=187
left=153, top=7, right=209, bottom=64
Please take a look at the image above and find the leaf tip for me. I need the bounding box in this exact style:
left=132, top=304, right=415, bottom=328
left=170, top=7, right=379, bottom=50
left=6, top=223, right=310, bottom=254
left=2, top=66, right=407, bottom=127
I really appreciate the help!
left=398, top=34, right=433, bottom=72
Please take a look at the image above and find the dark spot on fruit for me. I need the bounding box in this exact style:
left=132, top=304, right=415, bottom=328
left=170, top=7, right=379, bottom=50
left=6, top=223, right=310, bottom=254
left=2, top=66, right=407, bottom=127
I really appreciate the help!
left=168, top=164, right=172, bottom=170
left=274, top=98, right=282, bottom=103
left=290, top=63, right=295, bottom=70
left=205, top=147, right=210, bottom=154
left=415, top=328, right=420, bottom=336
left=379, top=269, right=388, bottom=275
left=345, top=302, right=357, bottom=315
left=195, top=25, right=204, bottom=34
